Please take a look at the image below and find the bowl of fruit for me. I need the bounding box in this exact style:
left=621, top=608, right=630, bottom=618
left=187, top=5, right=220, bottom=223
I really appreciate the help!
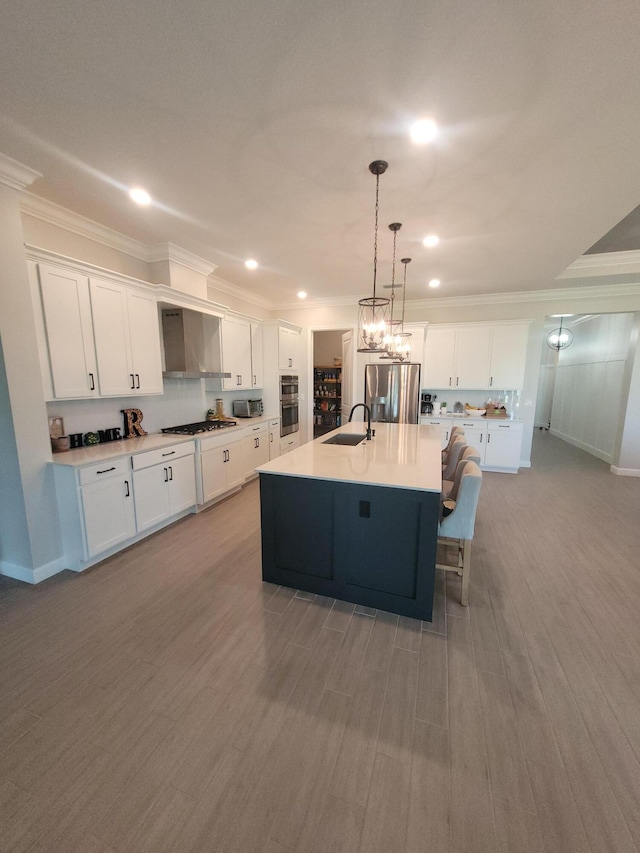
left=464, top=405, right=486, bottom=417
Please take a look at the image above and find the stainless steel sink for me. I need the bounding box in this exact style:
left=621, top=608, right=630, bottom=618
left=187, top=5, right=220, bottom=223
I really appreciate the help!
left=322, top=434, right=368, bottom=446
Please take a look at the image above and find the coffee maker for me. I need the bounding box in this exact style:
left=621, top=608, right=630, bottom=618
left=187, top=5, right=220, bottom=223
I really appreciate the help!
left=421, top=392, right=436, bottom=415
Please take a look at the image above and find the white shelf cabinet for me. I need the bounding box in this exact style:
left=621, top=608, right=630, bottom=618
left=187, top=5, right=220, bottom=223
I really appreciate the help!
left=132, top=442, right=196, bottom=532
left=221, top=316, right=253, bottom=390
left=89, top=278, right=163, bottom=397
left=242, top=422, right=270, bottom=477
left=268, top=418, right=281, bottom=459
left=79, top=458, right=136, bottom=557
left=38, top=263, right=163, bottom=399
left=278, top=327, right=300, bottom=371
left=251, top=323, right=264, bottom=388
left=198, top=429, right=248, bottom=504
left=420, top=416, right=453, bottom=449
left=457, top=418, right=487, bottom=464
left=280, top=433, right=301, bottom=455
left=38, top=263, right=99, bottom=399
left=484, top=421, right=523, bottom=470
left=423, top=322, right=529, bottom=391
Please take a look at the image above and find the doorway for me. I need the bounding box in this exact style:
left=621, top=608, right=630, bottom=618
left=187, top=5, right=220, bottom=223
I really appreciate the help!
left=311, top=329, right=350, bottom=439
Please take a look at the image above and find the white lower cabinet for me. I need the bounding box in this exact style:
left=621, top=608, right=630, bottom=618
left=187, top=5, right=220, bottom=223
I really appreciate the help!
left=280, top=433, right=301, bottom=455
left=243, top=422, right=269, bottom=476
left=420, top=417, right=453, bottom=449
left=457, top=419, right=487, bottom=464
left=79, top=458, right=136, bottom=557
left=198, top=430, right=247, bottom=504
left=420, top=416, right=523, bottom=470
left=132, top=443, right=197, bottom=532
left=484, top=421, right=523, bottom=470
left=268, top=418, right=281, bottom=459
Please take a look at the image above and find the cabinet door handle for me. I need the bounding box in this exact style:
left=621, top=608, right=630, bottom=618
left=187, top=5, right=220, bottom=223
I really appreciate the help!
left=124, top=480, right=130, bottom=497
left=253, top=374, right=256, bottom=385
left=490, top=376, right=493, bottom=387
left=487, top=434, right=491, bottom=443
left=162, top=450, right=176, bottom=457
left=169, top=466, right=173, bottom=481
left=448, top=377, right=452, bottom=387
left=456, top=377, right=459, bottom=386
left=270, top=433, right=273, bottom=443
left=130, top=373, right=135, bottom=389
left=96, top=466, right=116, bottom=474
left=89, top=373, right=95, bottom=391
left=164, top=467, right=169, bottom=482
left=136, top=374, right=140, bottom=389
left=480, top=434, right=483, bottom=443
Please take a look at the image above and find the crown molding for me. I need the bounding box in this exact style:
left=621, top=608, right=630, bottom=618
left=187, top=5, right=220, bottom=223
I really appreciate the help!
left=559, top=250, right=640, bottom=278
left=207, top=274, right=274, bottom=311
left=0, top=154, right=41, bottom=191
left=20, top=192, right=150, bottom=260
left=402, top=281, right=640, bottom=311
left=147, top=242, right=217, bottom=277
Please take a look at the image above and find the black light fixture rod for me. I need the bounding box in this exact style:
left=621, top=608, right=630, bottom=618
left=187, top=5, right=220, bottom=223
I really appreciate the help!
left=368, top=161, right=388, bottom=302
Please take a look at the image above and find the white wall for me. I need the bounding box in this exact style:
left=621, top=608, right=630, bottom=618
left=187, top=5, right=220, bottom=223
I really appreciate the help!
left=550, top=313, right=634, bottom=463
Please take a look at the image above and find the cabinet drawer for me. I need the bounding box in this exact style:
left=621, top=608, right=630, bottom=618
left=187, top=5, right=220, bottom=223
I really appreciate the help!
left=78, top=456, right=130, bottom=486
left=131, top=441, right=195, bottom=471
left=246, top=422, right=268, bottom=436
left=487, top=421, right=523, bottom=434
left=198, top=429, right=245, bottom=452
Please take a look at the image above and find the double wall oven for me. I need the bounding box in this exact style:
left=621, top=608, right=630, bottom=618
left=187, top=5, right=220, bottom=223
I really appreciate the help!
left=280, top=374, right=299, bottom=437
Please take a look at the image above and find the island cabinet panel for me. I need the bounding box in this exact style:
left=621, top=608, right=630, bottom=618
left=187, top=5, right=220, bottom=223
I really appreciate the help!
left=260, top=474, right=439, bottom=621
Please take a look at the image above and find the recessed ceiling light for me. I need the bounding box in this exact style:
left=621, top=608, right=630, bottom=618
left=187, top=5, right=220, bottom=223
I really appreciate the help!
left=245, top=259, right=258, bottom=270
left=297, top=291, right=307, bottom=300
left=410, top=118, right=438, bottom=144
left=129, top=187, right=151, bottom=206
left=428, top=279, right=441, bottom=288
left=423, top=234, right=440, bottom=248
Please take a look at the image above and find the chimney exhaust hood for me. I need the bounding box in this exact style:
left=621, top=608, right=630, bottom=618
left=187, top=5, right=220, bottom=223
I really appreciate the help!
left=161, top=308, right=231, bottom=379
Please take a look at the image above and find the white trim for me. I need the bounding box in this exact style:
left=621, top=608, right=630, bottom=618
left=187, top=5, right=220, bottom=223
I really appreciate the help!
left=559, top=250, right=640, bottom=279
left=610, top=465, right=640, bottom=477
left=147, top=242, right=217, bottom=277
left=20, top=192, right=150, bottom=260
left=0, top=153, right=41, bottom=191
left=1, top=556, right=66, bottom=585
left=549, top=428, right=613, bottom=464
left=207, top=274, right=274, bottom=311
left=24, top=244, right=154, bottom=290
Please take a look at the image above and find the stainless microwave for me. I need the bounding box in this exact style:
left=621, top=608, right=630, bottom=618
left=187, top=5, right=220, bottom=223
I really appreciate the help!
left=232, top=399, right=263, bottom=418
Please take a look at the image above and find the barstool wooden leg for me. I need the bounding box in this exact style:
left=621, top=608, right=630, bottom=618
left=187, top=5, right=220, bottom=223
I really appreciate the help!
left=460, top=539, right=471, bottom=606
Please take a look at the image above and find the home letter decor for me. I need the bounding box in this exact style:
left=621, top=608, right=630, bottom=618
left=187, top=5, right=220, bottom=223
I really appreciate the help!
left=122, top=408, right=147, bottom=438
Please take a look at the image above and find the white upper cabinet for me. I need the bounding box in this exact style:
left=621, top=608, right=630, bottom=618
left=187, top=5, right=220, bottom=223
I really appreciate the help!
left=251, top=322, right=264, bottom=388
left=278, top=326, right=299, bottom=371
left=423, top=322, right=529, bottom=391
left=38, top=264, right=99, bottom=399
left=488, top=323, right=529, bottom=390
left=221, top=315, right=253, bottom=390
left=423, top=326, right=457, bottom=388
left=90, top=278, right=163, bottom=396
left=453, top=325, right=492, bottom=389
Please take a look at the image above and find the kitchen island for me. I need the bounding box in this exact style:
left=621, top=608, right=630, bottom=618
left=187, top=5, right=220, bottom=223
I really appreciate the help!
left=257, top=421, right=442, bottom=621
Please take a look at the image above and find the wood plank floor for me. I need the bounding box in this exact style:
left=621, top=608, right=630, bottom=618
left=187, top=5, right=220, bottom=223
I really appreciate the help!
left=2, top=431, right=640, bottom=852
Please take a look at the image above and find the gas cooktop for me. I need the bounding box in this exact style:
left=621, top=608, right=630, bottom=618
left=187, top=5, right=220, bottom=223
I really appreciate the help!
left=161, top=420, right=237, bottom=435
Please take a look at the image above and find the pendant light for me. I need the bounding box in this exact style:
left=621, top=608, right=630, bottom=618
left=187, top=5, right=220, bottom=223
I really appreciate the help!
left=357, top=161, right=391, bottom=353
left=546, top=316, right=573, bottom=351
left=394, top=257, right=412, bottom=361
left=380, top=222, right=403, bottom=359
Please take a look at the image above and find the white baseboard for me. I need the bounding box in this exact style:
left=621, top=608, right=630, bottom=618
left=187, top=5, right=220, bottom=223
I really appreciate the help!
left=1, top=556, right=66, bottom=585
left=549, top=429, right=613, bottom=464
left=610, top=465, right=640, bottom=477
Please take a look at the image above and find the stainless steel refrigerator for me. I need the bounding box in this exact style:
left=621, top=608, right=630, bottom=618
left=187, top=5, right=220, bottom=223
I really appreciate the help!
left=365, top=362, right=421, bottom=423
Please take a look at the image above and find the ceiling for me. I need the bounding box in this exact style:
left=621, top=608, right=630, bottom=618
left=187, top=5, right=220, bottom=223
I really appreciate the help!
left=2, top=0, right=640, bottom=306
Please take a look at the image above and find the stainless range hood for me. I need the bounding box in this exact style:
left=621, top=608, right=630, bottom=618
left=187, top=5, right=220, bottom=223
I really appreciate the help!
left=161, top=308, right=231, bottom=379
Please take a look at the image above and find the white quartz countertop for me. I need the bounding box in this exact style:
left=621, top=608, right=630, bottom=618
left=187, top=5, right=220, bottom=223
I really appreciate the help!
left=49, top=413, right=280, bottom=468
left=49, top=433, right=197, bottom=467
left=257, top=422, right=443, bottom=493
